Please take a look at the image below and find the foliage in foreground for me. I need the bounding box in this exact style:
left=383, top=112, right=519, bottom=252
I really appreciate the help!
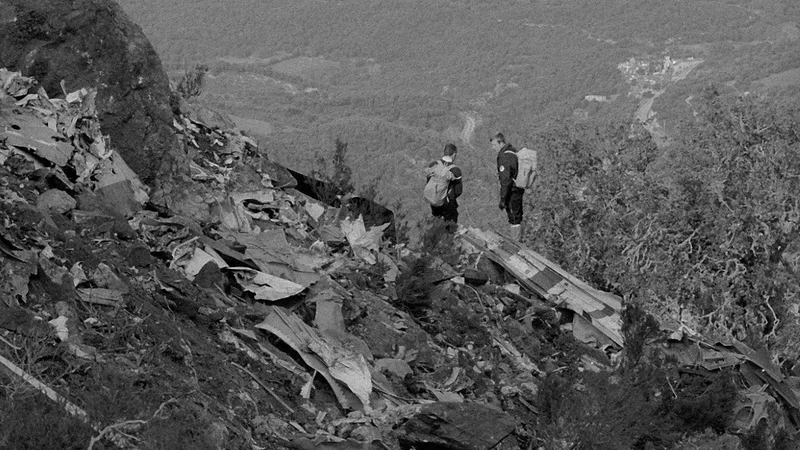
left=526, top=87, right=800, bottom=359
left=174, top=64, right=208, bottom=100
left=529, top=304, right=742, bottom=449
left=531, top=354, right=742, bottom=449
left=0, top=391, right=95, bottom=450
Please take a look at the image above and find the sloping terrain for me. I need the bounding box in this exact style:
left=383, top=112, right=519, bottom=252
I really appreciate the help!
left=2, top=66, right=800, bottom=449
left=0, top=68, right=554, bottom=450
left=2, top=1, right=800, bottom=448
left=118, top=0, right=800, bottom=237
left=0, top=0, right=184, bottom=185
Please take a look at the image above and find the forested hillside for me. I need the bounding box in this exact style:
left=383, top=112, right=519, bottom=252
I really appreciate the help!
left=119, top=0, right=800, bottom=237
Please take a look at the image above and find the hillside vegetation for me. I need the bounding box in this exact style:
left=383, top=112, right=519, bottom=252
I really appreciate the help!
left=532, top=89, right=800, bottom=359
left=118, top=0, right=800, bottom=359
left=119, top=0, right=800, bottom=236
left=4, top=0, right=800, bottom=447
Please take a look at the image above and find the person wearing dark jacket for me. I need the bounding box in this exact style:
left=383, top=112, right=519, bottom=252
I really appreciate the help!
left=492, top=132, right=524, bottom=240
left=426, top=143, right=462, bottom=232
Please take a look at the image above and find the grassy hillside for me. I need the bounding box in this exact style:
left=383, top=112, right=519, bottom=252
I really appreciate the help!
left=119, top=0, right=800, bottom=236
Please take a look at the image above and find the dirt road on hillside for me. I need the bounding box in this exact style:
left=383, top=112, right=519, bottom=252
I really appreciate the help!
left=460, top=111, right=479, bottom=148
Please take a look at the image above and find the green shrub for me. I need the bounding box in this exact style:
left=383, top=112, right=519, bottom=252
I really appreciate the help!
left=418, top=218, right=461, bottom=268
left=660, top=369, right=737, bottom=435
left=394, top=256, right=437, bottom=317
left=0, top=391, right=95, bottom=449
left=175, top=64, right=209, bottom=99
left=621, top=302, right=661, bottom=370
left=138, top=404, right=217, bottom=450
left=532, top=355, right=739, bottom=449
left=311, top=138, right=354, bottom=205
left=739, top=412, right=796, bottom=450
left=534, top=368, right=675, bottom=450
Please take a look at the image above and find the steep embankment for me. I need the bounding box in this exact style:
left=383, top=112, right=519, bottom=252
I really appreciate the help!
left=0, top=0, right=186, bottom=186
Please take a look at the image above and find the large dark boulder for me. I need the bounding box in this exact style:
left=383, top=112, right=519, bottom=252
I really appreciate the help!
left=0, top=0, right=185, bottom=184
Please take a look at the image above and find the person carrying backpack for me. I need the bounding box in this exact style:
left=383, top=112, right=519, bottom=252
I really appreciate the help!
left=423, top=143, right=462, bottom=232
left=492, top=132, right=536, bottom=241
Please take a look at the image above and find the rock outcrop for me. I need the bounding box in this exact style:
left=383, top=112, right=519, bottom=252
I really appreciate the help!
left=0, top=0, right=185, bottom=184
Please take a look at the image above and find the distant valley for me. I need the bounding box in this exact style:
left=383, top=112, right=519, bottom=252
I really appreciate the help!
left=119, top=0, right=800, bottom=234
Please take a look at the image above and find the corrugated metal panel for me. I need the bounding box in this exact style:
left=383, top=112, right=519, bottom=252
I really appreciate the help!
left=459, top=227, right=624, bottom=347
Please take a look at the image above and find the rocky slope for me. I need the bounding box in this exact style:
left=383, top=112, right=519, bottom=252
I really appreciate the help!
left=0, top=0, right=185, bottom=186
left=3, top=62, right=798, bottom=450
left=0, top=66, right=554, bottom=449
left=1, top=2, right=799, bottom=449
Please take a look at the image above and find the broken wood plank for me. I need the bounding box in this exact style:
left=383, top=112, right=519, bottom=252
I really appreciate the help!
left=0, top=353, right=89, bottom=420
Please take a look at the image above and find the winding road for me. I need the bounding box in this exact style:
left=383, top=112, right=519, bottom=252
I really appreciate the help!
left=459, top=111, right=479, bottom=148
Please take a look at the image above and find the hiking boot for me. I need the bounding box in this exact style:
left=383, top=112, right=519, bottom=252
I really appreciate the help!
left=509, top=224, right=521, bottom=241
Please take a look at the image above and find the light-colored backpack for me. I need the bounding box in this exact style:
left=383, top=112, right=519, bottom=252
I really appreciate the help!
left=514, top=147, right=538, bottom=189
left=423, top=160, right=454, bottom=207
